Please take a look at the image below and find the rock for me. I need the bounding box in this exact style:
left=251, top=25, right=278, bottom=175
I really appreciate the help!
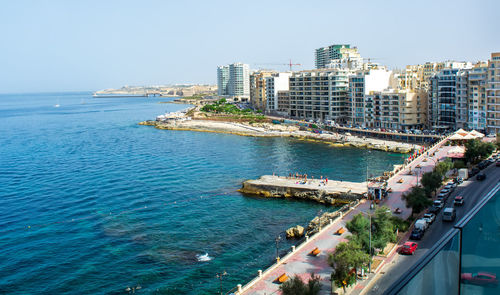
left=286, top=225, right=305, bottom=239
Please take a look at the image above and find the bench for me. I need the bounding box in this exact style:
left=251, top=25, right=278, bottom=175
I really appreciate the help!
left=276, top=273, right=288, bottom=283
left=336, top=227, right=346, bottom=235
left=397, top=178, right=404, bottom=183
left=310, top=247, right=321, bottom=256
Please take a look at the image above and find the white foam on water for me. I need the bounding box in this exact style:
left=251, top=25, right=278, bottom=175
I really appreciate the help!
left=196, top=253, right=212, bottom=262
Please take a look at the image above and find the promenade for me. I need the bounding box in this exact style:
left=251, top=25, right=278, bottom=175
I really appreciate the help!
left=236, top=137, right=452, bottom=295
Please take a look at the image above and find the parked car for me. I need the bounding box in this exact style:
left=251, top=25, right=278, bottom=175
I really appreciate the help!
left=478, top=161, right=488, bottom=170
left=440, top=188, right=451, bottom=194
left=477, top=172, right=486, bottom=181
left=415, top=219, right=428, bottom=231
left=423, top=213, right=436, bottom=224
left=461, top=272, right=499, bottom=286
left=454, top=196, right=464, bottom=206
left=433, top=200, right=444, bottom=209
left=470, top=167, right=480, bottom=176
left=429, top=205, right=441, bottom=214
left=496, top=160, right=500, bottom=167
left=410, top=228, right=424, bottom=240
left=400, top=242, right=418, bottom=255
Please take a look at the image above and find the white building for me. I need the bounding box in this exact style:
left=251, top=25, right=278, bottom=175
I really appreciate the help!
left=265, top=72, right=292, bottom=113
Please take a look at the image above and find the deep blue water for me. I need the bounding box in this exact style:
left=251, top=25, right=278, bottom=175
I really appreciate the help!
left=0, top=92, right=405, bottom=294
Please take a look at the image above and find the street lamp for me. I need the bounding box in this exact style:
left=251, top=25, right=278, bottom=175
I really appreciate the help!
left=215, top=271, right=227, bottom=295
left=415, top=166, right=422, bottom=186
left=275, top=235, right=282, bottom=263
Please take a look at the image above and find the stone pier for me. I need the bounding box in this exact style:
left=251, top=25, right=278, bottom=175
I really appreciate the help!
left=238, top=175, right=367, bottom=205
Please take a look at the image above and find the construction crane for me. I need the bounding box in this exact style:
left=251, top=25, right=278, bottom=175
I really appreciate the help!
left=253, top=59, right=302, bottom=71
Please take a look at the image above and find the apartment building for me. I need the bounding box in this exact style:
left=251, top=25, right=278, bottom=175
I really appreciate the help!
left=468, top=62, right=488, bottom=131
left=217, top=62, right=250, bottom=99
left=265, top=72, right=291, bottom=113
left=347, top=68, right=396, bottom=126
left=289, top=69, right=350, bottom=122
left=276, top=90, right=290, bottom=115
left=315, top=44, right=355, bottom=69
left=428, top=62, right=472, bottom=130
left=486, top=52, right=500, bottom=134
left=249, top=71, right=275, bottom=112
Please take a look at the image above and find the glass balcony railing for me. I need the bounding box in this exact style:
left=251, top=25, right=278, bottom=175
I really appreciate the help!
left=387, top=184, right=500, bottom=295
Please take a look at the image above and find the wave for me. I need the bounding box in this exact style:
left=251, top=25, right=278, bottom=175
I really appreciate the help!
left=196, top=253, right=212, bottom=262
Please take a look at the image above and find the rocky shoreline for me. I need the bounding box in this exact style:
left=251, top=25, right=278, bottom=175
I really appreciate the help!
left=139, top=119, right=417, bottom=154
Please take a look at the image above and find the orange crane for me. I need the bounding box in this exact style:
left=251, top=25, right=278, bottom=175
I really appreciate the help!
left=253, top=59, right=302, bottom=71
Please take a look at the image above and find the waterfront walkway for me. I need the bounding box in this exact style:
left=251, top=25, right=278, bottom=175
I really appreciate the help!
left=237, top=138, right=453, bottom=295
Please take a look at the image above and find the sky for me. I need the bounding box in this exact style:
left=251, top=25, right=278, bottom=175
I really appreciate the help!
left=0, top=0, right=499, bottom=93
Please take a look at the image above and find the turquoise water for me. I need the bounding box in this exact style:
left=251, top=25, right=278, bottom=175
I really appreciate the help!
left=0, top=92, right=405, bottom=294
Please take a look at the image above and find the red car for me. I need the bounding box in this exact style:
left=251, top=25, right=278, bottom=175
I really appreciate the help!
left=461, top=272, right=499, bottom=286
left=400, top=242, right=418, bottom=255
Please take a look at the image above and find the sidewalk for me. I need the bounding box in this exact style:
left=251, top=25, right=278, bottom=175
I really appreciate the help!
left=347, top=140, right=454, bottom=295
left=238, top=138, right=451, bottom=295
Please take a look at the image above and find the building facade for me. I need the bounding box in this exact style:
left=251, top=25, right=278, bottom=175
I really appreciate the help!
left=486, top=52, right=500, bottom=134
left=315, top=44, right=354, bottom=69
left=217, top=62, right=250, bottom=99
left=265, top=72, right=291, bottom=113
left=249, top=71, right=275, bottom=111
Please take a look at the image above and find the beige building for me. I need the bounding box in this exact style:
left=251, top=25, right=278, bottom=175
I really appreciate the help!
left=250, top=71, right=275, bottom=111
left=486, top=52, right=500, bottom=134
left=365, top=89, right=427, bottom=130
left=277, top=90, right=290, bottom=115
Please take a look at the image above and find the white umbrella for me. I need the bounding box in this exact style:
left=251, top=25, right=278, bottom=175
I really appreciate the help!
left=469, top=130, right=484, bottom=138
left=449, top=133, right=464, bottom=140
left=462, top=133, right=475, bottom=140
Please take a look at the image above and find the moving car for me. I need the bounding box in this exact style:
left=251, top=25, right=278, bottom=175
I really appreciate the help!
left=461, top=272, right=499, bottom=286
left=454, top=196, right=464, bottom=206
left=442, top=207, right=456, bottom=222
left=410, top=228, right=424, bottom=240
left=400, top=242, right=418, bottom=255
left=476, top=172, right=486, bottom=181
left=423, top=213, right=436, bottom=224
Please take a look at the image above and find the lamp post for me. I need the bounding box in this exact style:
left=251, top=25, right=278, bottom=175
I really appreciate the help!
left=415, top=166, right=422, bottom=186
left=215, top=271, right=227, bottom=295
left=275, top=235, right=282, bottom=263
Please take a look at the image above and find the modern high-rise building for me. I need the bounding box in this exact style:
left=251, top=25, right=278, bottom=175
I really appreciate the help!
left=217, top=65, right=229, bottom=96
left=467, top=62, right=488, bottom=131
left=428, top=62, right=472, bottom=130
left=486, top=52, right=500, bottom=134
left=315, top=44, right=354, bottom=69
left=217, top=62, right=250, bottom=99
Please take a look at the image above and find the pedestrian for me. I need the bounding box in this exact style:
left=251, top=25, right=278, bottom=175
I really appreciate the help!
left=325, top=177, right=328, bottom=184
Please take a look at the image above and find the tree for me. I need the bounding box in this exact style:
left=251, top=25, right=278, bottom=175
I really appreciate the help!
left=371, top=207, right=397, bottom=250
left=434, top=158, right=453, bottom=178
left=420, top=171, right=442, bottom=197
left=345, top=214, right=370, bottom=252
left=280, top=273, right=321, bottom=295
left=402, top=186, right=433, bottom=216
left=465, top=139, right=495, bottom=164
left=329, top=241, right=370, bottom=292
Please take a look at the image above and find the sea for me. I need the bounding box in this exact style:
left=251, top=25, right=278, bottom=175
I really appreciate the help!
left=0, top=92, right=405, bottom=294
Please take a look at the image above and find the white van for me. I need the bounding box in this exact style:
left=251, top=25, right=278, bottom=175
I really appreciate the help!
left=442, top=208, right=456, bottom=222
left=415, top=219, right=428, bottom=231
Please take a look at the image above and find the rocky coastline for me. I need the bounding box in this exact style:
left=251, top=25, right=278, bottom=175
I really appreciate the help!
left=139, top=119, right=417, bottom=154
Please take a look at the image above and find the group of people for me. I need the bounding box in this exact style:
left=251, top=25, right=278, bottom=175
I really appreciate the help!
left=283, top=172, right=328, bottom=186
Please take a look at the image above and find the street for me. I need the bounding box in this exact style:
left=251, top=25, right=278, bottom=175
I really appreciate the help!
left=365, top=163, right=500, bottom=295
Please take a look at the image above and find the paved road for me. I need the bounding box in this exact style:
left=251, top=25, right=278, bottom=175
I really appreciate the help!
left=366, top=163, right=500, bottom=295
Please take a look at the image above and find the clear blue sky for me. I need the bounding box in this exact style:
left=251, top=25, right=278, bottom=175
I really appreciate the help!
left=0, top=0, right=499, bottom=93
